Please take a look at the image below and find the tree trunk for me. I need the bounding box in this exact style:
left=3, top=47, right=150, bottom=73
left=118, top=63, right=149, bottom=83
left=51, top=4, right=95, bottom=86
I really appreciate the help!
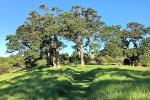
left=56, top=56, right=60, bottom=68
left=52, top=57, right=56, bottom=67
left=46, top=52, right=52, bottom=67
left=89, top=49, right=94, bottom=60
left=56, top=48, right=60, bottom=68
left=52, top=56, right=60, bottom=68
left=51, top=48, right=60, bottom=68
left=79, top=43, right=85, bottom=66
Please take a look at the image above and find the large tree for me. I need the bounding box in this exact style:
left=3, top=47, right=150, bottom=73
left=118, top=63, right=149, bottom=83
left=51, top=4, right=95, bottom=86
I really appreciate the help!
left=60, top=6, right=104, bottom=66
left=83, top=7, right=105, bottom=59
left=6, top=6, right=65, bottom=67
left=6, top=11, right=43, bottom=67
left=100, top=25, right=123, bottom=57
left=57, top=6, right=85, bottom=66
left=121, top=22, right=150, bottom=66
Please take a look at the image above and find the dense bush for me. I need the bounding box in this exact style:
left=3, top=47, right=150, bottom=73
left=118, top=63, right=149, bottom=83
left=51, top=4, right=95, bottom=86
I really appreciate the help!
left=94, top=55, right=123, bottom=65
left=36, top=59, right=47, bottom=67
left=69, top=51, right=80, bottom=64
left=0, top=67, right=9, bottom=75
left=6, top=55, right=24, bottom=67
left=84, top=54, right=93, bottom=64
left=60, top=53, right=70, bottom=65
left=139, top=54, right=150, bottom=67
left=0, top=56, right=24, bottom=75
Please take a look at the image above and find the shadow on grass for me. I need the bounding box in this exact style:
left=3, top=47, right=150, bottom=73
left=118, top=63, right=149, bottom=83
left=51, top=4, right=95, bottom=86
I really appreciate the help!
left=87, top=78, right=150, bottom=100
left=0, top=66, right=150, bottom=100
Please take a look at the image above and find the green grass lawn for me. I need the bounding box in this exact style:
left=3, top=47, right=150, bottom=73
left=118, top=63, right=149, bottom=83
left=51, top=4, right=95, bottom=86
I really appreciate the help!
left=0, top=65, right=150, bottom=100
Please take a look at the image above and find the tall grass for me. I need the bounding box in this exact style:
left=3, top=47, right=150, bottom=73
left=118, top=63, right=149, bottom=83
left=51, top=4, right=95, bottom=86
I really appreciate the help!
left=0, top=65, right=150, bottom=100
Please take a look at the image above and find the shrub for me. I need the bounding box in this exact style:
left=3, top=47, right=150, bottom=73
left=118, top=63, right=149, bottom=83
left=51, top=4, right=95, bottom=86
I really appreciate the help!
left=69, top=52, right=80, bottom=64
left=94, top=57, right=103, bottom=65
left=84, top=54, right=92, bottom=64
left=36, top=59, right=47, bottom=67
left=96, top=55, right=123, bottom=65
left=60, top=53, right=70, bottom=65
left=0, top=67, right=9, bottom=75
left=0, top=56, right=25, bottom=73
left=139, top=54, right=150, bottom=67
left=87, top=60, right=97, bottom=65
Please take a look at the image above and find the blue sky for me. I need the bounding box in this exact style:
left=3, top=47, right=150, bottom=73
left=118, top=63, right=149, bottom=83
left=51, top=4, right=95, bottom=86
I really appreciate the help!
left=0, top=0, right=150, bottom=57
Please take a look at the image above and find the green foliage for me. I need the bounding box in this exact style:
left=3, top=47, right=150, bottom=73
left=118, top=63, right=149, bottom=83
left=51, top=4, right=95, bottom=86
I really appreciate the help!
left=0, top=56, right=24, bottom=75
left=60, top=53, right=70, bottom=65
left=0, top=67, right=9, bottom=75
left=0, top=56, right=24, bottom=68
left=120, top=22, right=150, bottom=66
left=36, top=59, right=47, bottom=67
left=139, top=54, right=150, bottom=67
left=99, top=55, right=122, bottom=64
left=137, top=38, right=150, bottom=67
left=69, top=51, right=80, bottom=64
left=5, top=5, right=150, bottom=67
left=100, top=26, right=123, bottom=58
left=6, top=35, right=22, bottom=53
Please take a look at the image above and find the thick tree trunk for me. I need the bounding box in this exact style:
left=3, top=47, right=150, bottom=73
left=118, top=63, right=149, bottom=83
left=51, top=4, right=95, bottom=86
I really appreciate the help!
left=52, top=48, right=60, bottom=68
left=52, top=56, right=60, bottom=68
left=52, top=57, right=56, bottom=67
left=46, top=52, right=52, bottom=66
left=56, top=56, right=60, bottom=68
left=79, top=43, right=85, bottom=66
left=56, top=48, right=60, bottom=68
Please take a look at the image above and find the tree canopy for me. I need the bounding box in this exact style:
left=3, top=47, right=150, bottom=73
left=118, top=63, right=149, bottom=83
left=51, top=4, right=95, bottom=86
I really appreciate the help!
left=6, top=5, right=150, bottom=67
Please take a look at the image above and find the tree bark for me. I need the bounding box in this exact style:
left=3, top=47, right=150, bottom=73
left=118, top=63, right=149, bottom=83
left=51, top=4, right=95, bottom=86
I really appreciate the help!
left=79, top=43, right=85, bottom=66
left=51, top=48, right=60, bottom=68
left=52, top=57, right=56, bottom=67
left=46, top=52, right=52, bottom=67
left=56, top=48, right=60, bottom=68
left=56, top=57, right=60, bottom=68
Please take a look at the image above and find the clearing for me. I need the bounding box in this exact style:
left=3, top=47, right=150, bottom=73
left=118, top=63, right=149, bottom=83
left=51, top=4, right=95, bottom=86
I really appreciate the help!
left=0, top=65, right=150, bottom=100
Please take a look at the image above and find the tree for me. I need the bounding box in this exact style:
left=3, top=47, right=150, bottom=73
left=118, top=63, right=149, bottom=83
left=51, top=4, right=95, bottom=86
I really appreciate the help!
left=6, top=5, right=65, bottom=68
left=121, top=22, right=150, bottom=66
left=32, top=5, right=65, bottom=67
left=138, top=37, right=150, bottom=66
left=83, top=8, right=105, bottom=59
left=60, top=6, right=104, bottom=66
left=100, top=25, right=123, bottom=57
left=6, top=10, right=42, bottom=67
left=59, top=6, right=87, bottom=66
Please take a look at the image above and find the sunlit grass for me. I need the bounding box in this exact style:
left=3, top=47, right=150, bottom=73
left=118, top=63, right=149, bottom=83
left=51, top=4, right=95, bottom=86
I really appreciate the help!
left=0, top=65, right=150, bottom=100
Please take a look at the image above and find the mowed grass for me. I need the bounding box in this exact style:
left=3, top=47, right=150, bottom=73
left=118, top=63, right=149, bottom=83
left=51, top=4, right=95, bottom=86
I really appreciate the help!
left=0, top=65, right=150, bottom=100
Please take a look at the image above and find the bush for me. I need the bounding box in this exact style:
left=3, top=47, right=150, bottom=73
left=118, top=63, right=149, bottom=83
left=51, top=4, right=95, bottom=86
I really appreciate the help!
left=60, top=53, right=70, bottom=65
left=36, top=59, right=47, bottom=67
left=87, top=60, right=97, bottom=65
left=95, top=55, right=123, bottom=65
left=0, top=56, right=25, bottom=74
left=6, top=55, right=24, bottom=68
left=139, top=55, right=150, bottom=67
left=0, top=67, right=9, bottom=75
left=84, top=54, right=93, bottom=64
left=94, top=57, right=103, bottom=65
left=69, top=52, right=80, bottom=64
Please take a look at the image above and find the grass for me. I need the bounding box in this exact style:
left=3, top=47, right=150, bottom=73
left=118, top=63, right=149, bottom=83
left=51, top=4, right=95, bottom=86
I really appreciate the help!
left=0, top=65, right=150, bottom=100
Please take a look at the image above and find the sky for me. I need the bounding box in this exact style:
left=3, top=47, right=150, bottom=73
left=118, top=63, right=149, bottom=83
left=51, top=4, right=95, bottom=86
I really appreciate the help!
left=0, top=0, right=150, bottom=57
